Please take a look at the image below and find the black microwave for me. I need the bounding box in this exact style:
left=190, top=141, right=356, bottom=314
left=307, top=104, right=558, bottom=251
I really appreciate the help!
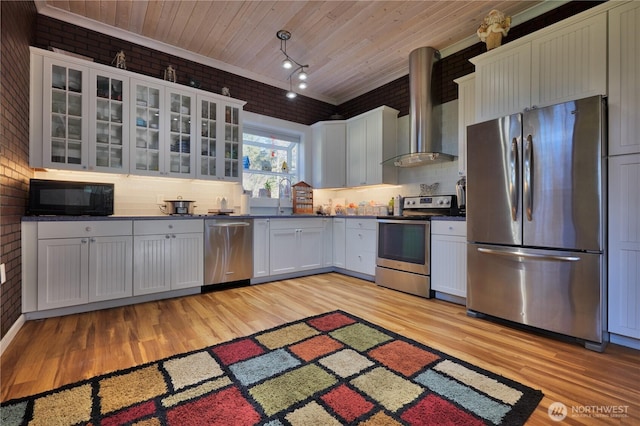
left=27, top=179, right=114, bottom=216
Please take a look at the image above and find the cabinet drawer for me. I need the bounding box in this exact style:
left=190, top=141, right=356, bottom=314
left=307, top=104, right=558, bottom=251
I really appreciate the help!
left=38, top=220, right=132, bottom=239
left=134, top=219, right=203, bottom=235
left=431, top=220, right=467, bottom=237
left=345, top=218, right=377, bottom=231
left=269, top=218, right=324, bottom=230
left=346, top=228, right=376, bottom=252
left=346, top=249, right=376, bottom=275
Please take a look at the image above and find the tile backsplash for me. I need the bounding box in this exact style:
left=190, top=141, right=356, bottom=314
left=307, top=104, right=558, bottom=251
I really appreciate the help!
left=33, top=170, right=244, bottom=216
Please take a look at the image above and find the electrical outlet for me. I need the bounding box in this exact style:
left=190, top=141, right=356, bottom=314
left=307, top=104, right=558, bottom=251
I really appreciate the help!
left=0, top=263, right=6, bottom=285
left=156, top=194, right=165, bottom=205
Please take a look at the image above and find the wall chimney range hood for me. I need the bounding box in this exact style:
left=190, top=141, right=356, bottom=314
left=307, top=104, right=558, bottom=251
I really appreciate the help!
left=391, top=47, right=454, bottom=167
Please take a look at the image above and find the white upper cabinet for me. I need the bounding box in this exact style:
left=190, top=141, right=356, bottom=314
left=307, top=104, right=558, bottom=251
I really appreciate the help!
left=454, top=73, right=475, bottom=176
left=471, top=11, right=607, bottom=122
left=37, top=56, right=90, bottom=170
left=197, top=96, right=244, bottom=181
left=472, top=44, right=531, bottom=122
left=346, top=106, right=398, bottom=187
left=130, top=78, right=165, bottom=175
left=165, top=87, right=197, bottom=178
left=530, top=13, right=607, bottom=107
left=608, top=1, right=640, bottom=156
left=90, top=69, right=129, bottom=172
left=30, top=47, right=244, bottom=179
left=130, top=81, right=197, bottom=178
left=311, top=121, right=346, bottom=189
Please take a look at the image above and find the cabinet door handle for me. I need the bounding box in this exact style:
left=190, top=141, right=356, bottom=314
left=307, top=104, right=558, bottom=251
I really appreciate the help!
left=165, top=234, right=171, bottom=239
left=81, top=239, right=88, bottom=244
left=172, top=234, right=176, bottom=238
left=90, top=238, right=96, bottom=243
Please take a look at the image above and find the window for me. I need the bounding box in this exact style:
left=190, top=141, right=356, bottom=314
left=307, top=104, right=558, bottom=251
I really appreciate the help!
left=242, top=127, right=299, bottom=198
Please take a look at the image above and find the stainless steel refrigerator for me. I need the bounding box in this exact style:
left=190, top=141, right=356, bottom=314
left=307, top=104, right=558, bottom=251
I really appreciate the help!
left=466, top=95, right=607, bottom=351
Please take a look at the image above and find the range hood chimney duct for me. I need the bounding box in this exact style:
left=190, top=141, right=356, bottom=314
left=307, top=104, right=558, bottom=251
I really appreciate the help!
left=393, top=46, right=454, bottom=167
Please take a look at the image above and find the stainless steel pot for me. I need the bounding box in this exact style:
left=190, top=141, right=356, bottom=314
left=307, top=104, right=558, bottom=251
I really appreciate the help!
left=161, top=197, right=196, bottom=215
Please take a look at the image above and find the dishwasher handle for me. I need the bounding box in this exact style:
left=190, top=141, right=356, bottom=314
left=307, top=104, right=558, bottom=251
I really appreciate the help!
left=208, top=222, right=251, bottom=228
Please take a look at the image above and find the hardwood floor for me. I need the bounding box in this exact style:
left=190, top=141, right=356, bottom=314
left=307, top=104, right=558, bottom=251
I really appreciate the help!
left=2, top=273, right=638, bottom=425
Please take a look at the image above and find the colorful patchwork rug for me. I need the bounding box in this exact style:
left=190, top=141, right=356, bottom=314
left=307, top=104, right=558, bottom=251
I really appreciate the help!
left=1, top=311, right=543, bottom=425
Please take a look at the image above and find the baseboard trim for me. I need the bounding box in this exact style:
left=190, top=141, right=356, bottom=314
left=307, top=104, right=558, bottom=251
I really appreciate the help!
left=0, top=314, right=26, bottom=357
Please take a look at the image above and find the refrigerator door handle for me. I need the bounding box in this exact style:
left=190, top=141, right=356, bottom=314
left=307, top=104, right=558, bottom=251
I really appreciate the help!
left=477, top=247, right=580, bottom=262
left=509, top=138, right=519, bottom=221
left=524, top=135, right=533, bottom=221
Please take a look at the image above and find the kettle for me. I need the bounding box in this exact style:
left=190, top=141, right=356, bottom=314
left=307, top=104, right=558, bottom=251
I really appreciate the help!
left=456, top=177, right=466, bottom=211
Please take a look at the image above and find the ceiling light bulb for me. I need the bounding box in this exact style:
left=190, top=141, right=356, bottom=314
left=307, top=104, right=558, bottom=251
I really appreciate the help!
left=298, top=81, right=307, bottom=90
left=298, top=70, right=307, bottom=80
left=286, top=90, right=297, bottom=99
left=282, top=58, right=293, bottom=69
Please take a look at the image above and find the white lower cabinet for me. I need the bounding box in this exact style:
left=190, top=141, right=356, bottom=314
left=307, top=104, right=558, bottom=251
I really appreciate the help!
left=345, top=219, right=376, bottom=276
left=608, top=153, right=640, bottom=340
left=431, top=220, right=467, bottom=298
left=253, top=218, right=270, bottom=278
left=269, top=219, right=324, bottom=275
left=322, top=218, right=333, bottom=267
left=36, top=221, right=133, bottom=310
left=133, top=219, right=203, bottom=295
left=333, top=218, right=346, bottom=268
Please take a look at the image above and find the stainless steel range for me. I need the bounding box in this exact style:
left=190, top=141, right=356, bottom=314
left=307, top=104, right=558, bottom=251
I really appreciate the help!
left=376, top=195, right=459, bottom=297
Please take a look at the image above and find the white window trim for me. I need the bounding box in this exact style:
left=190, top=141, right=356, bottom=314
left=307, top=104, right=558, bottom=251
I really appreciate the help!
left=243, top=111, right=312, bottom=183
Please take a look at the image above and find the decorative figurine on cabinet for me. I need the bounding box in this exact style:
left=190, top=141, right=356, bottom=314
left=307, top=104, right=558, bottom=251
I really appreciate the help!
left=112, top=50, right=126, bottom=69
left=477, top=9, right=511, bottom=50
left=164, top=65, right=177, bottom=83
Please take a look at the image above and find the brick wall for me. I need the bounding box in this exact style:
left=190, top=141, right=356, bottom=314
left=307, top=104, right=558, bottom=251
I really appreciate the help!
left=35, top=15, right=336, bottom=126
left=1, top=0, right=37, bottom=338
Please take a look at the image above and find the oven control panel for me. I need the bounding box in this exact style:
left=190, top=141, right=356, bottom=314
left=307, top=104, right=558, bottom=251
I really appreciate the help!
left=403, top=195, right=454, bottom=209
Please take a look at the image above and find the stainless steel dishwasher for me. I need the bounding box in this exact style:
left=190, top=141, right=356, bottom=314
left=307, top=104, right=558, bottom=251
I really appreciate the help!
left=204, top=219, right=253, bottom=286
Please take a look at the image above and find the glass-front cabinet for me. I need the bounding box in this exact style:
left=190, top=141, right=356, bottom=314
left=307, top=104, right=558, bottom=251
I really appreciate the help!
left=130, top=81, right=195, bottom=177
left=131, top=79, right=163, bottom=175
left=31, top=47, right=244, bottom=179
left=197, top=96, right=244, bottom=182
left=167, top=89, right=195, bottom=177
left=90, top=70, right=129, bottom=172
left=198, top=97, right=219, bottom=178
left=224, top=105, right=241, bottom=180
left=42, top=58, right=89, bottom=169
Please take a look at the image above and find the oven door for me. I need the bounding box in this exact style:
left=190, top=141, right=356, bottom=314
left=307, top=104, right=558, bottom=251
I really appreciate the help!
left=377, top=219, right=430, bottom=275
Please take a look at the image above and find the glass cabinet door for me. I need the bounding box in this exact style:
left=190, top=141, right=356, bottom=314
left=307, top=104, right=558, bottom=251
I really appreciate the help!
left=198, top=98, right=218, bottom=178
left=166, top=90, right=194, bottom=177
left=43, top=59, right=89, bottom=168
left=131, top=80, right=162, bottom=174
left=91, top=71, right=128, bottom=171
left=223, top=105, right=241, bottom=180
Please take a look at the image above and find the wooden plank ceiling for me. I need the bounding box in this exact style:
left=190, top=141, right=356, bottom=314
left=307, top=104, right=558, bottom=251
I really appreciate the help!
left=39, top=1, right=541, bottom=104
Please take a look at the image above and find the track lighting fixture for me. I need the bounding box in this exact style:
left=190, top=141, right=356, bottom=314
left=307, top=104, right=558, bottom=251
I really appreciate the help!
left=277, top=30, right=309, bottom=99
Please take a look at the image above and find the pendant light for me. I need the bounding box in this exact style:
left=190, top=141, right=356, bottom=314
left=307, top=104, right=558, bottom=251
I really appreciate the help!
left=277, top=30, right=309, bottom=99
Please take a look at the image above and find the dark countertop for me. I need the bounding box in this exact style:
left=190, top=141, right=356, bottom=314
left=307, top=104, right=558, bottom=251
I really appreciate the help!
left=21, top=214, right=380, bottom=222
left=430, top=216, right=466, bottom=221
left=22, top=214, right=457, bottom=222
